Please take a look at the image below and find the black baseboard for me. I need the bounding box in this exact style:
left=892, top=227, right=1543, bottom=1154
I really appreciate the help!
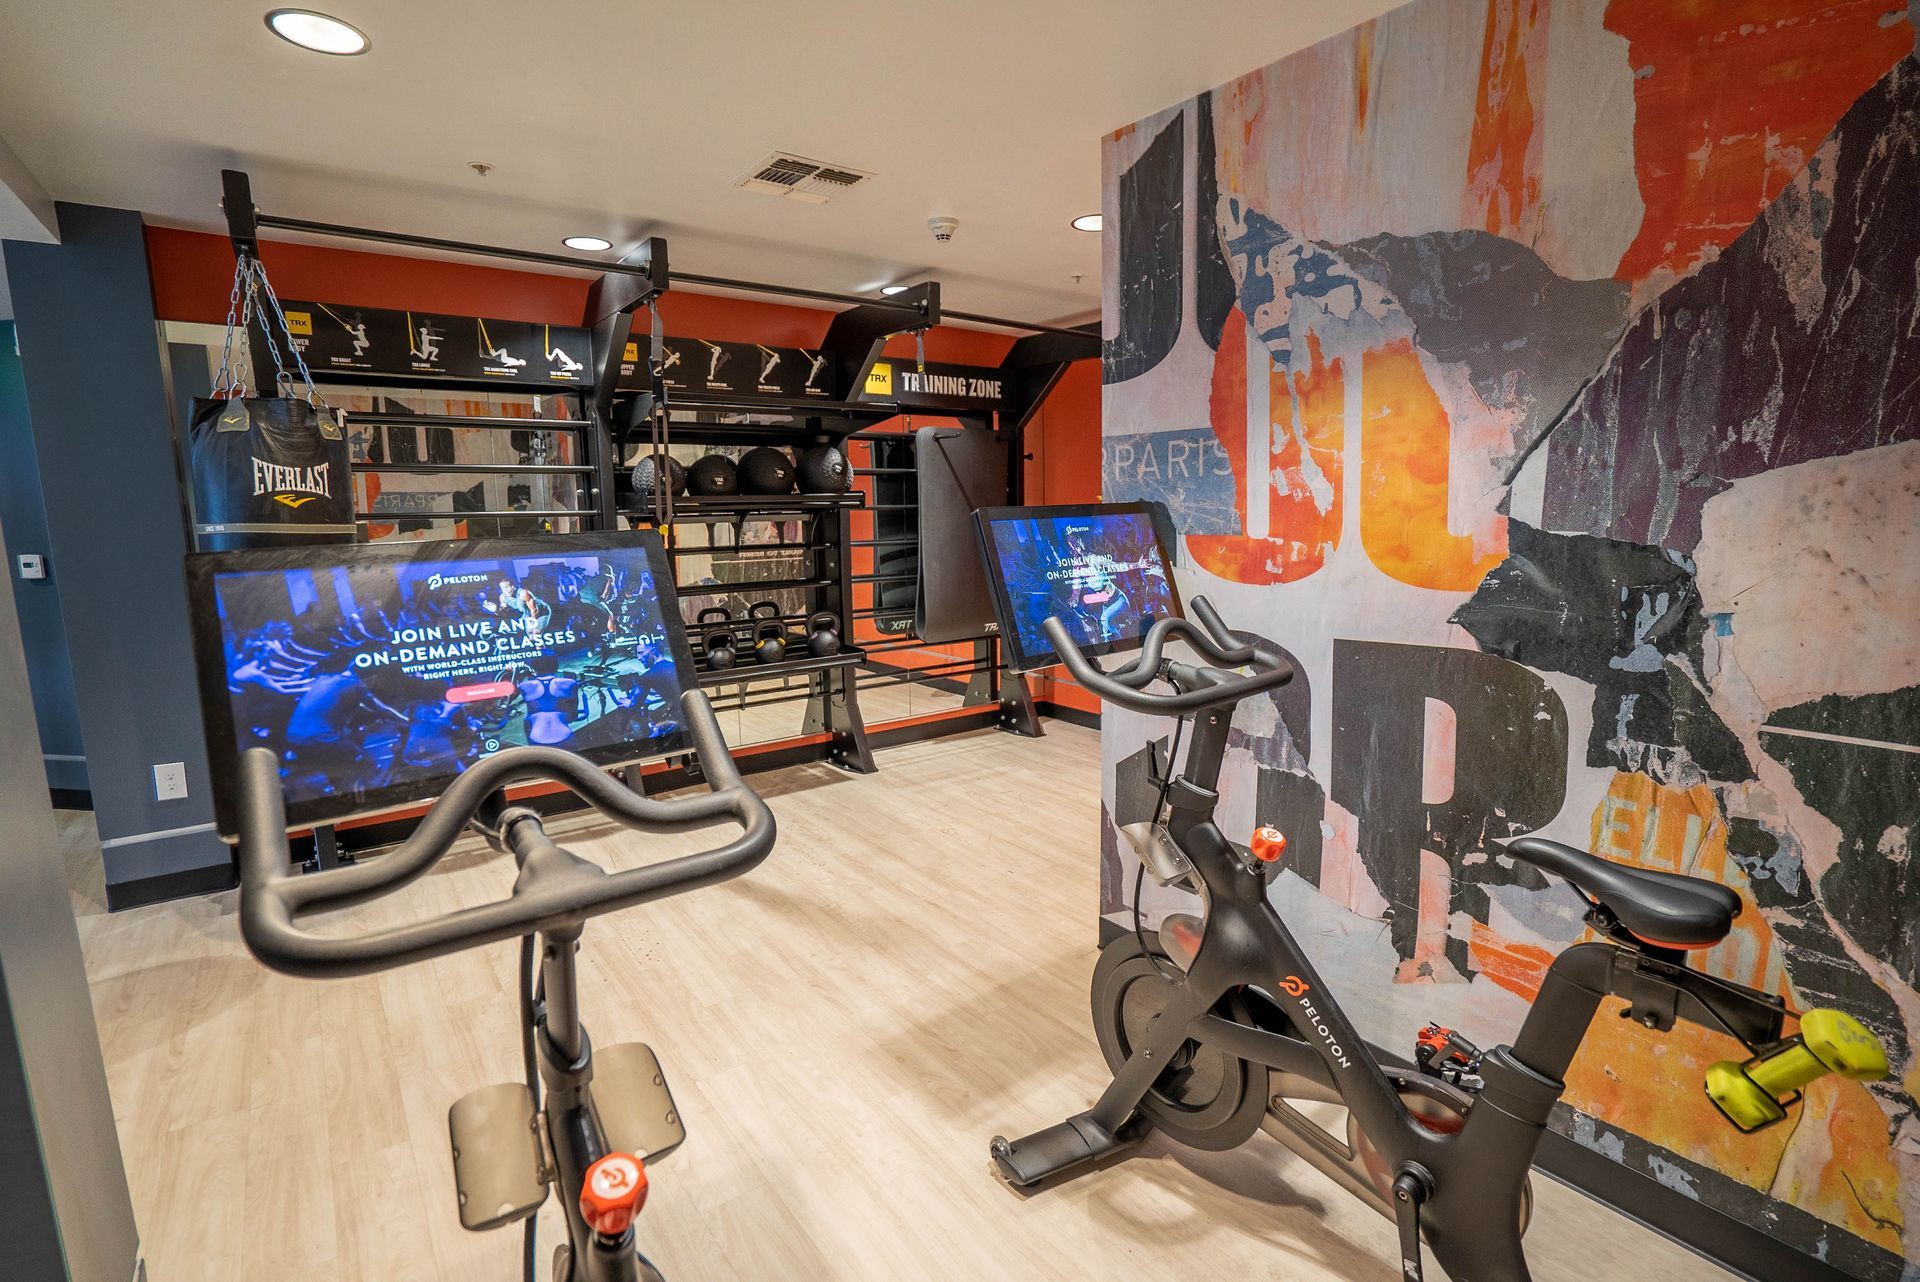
left=1037, top=700, right=1099, bottom=730
left=48, top=787, right=92, bottom=810
left=870, top=704, right=999, bottom=748
left=104, top=861, right=237, bottom=911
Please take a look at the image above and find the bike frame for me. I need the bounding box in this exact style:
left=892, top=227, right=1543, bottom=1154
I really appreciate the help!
left=530, top=919, right=649, bottom=1282
left=1086, top=699, right=1786, bottom=1282
left=500, top=809, right=662, bottom=1282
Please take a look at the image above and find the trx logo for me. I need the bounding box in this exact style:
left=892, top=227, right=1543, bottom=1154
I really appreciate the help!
left=1278, top=975, right=1309, bottom=997
left=252, top=457, right=333, bottom=504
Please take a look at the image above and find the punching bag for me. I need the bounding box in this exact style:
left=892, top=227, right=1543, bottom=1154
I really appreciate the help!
left=189, top=254, right=357, bottom=551
left=190, top=396, right=355, bottom=551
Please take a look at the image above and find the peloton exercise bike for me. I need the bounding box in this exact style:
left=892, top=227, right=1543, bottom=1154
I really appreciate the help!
left=975, top=504, right=1888, bottom=1282
left=188, top=533, right=777, bottom=1282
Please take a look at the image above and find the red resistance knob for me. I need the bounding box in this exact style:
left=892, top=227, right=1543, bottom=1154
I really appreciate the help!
left=580, top=1152, right=648, bottom=1237
left=1250, top=827, right=1288, bottom=863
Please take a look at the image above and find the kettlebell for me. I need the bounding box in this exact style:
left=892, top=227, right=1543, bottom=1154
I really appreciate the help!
left=806, top=612, right=841, bottom=657
left=697, top=606, right=736, bottom=670
left=748, top=600, right=787, bottom=665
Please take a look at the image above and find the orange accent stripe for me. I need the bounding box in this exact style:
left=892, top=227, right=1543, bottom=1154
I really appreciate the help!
left=1629, top=933, right=1717, bottom=951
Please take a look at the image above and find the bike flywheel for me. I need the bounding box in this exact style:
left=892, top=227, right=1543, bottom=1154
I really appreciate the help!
left=1090, top=935, right=1266, bottom=1151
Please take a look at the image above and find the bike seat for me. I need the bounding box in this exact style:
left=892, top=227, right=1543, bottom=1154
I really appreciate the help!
left=1505, top=838, right=1740, bottom=949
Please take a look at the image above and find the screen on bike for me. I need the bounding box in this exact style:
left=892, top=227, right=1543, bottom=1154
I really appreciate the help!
left=973, top=502, right=1182, bottom=672
left=187, top=531, right=698, bottom=838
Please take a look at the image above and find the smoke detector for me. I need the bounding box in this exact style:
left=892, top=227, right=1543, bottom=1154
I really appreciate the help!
left=735, top=152, right=874, bottom=205
left=928, top=216, right=959, bottom=242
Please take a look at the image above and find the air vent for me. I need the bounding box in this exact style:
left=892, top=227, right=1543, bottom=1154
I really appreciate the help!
left=735, top=152, right=874, bottom=204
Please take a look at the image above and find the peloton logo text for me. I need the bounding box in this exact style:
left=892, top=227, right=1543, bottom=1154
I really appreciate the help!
left=425, top=572, right=492, bottom=592
left=1287, top=982, right=1354, bottom=1070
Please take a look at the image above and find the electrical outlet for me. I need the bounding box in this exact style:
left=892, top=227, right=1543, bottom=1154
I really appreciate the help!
left=153, top=762, right=188, bottom=801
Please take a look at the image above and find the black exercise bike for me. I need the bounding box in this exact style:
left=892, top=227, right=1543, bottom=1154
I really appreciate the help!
left=234, top=689, right=776, bottom=1282
left=990, top=599, right=1888, bottom=1282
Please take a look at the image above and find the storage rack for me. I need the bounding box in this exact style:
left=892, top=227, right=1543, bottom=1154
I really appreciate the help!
left=652, top=480, right=875, bottom=774
left=217, top=168, right=1099, bottom=797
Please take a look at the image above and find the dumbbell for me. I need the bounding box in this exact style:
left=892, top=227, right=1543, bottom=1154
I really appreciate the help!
left=1704, top=1008, right=1888, bottom=1132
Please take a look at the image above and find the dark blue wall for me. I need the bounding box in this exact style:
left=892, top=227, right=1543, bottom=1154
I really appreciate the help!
left=4, top=205, right=228, bottom=902
left=0, top=321, right=86, bottom=795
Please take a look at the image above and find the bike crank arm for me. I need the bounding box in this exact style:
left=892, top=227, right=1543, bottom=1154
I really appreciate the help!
left=1391, top=1166, right=1433, bottom=1282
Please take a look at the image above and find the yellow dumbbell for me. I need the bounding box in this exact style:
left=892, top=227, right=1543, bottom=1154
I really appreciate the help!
left=1706, top=1009, right=1889, bottom=1133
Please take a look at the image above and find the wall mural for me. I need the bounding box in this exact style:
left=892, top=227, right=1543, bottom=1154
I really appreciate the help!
left=1097, top=1, right=1919, bottom=1276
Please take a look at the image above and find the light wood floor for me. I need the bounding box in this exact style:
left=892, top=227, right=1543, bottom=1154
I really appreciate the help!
left=68, top=723, right=1734, bottom=1282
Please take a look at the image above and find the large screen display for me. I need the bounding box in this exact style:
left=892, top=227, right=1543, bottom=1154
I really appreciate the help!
left=188, top=532, right=696, bottom=837
left=973, top=502, right=1181, bottom=673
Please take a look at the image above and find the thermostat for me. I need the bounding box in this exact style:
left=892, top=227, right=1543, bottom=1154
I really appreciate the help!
left=15, top=554, right=47, bottom=581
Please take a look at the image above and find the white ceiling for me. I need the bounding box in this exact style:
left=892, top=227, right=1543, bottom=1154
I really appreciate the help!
left=0, top=0, right=1398, bottom=327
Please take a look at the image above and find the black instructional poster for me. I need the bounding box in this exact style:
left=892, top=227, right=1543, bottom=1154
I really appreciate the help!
left=618, top=338, right=837, bottom=398
left=280, top=301, right=592, bottom=385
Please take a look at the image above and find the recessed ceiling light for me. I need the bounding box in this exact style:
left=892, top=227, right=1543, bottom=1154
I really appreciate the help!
left=563, top=236, right=613, bottom=253
left=880, top=285, right=910, bottom=296
left=1071, top=214, right=1102, bottom=233
left=264, top=9, right=370, bottom=55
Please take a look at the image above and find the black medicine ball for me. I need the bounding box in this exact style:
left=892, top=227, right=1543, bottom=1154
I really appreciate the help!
left=738, top=446, right=796, bottom=495
left=631, top=453, right=686, bottom=500
left=796, top=444, right=851, bottom=493
left=687, top=453, right=740, bottom=496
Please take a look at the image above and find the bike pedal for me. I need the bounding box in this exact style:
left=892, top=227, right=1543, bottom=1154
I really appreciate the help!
left=447, top=1082, right=550, bottom=1231
left=592, top=1042, right=687, bottom=1163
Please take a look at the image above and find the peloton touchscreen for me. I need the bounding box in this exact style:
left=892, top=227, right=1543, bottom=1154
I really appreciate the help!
left=973, top=502, right=1181, bottom=673
left=187, top=532, right=697, bottom=837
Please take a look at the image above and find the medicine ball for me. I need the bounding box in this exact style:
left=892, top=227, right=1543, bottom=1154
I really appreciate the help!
left=738, top=446, right=796, bottom=495
left=630, top=452, right=686, bottom=501
left=686, top=453, right=740, bottom=497
left=796, top=444, right=851, bottom=493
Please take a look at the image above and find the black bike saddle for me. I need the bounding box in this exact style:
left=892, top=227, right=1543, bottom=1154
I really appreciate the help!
left=1506, top=837, right=1741, bottom=949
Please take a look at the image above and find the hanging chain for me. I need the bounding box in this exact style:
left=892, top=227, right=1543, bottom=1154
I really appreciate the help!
left=210, top=256, right=251, bottom=399
left=210, top=252, right=321, bottom=407
left=247, top=258, right=330, bottom=411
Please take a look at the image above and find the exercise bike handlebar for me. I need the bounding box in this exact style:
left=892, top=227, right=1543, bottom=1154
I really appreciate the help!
left=235, top=687, right=776, bottom=979
left=1041, top=595, right=1294, bottom=715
